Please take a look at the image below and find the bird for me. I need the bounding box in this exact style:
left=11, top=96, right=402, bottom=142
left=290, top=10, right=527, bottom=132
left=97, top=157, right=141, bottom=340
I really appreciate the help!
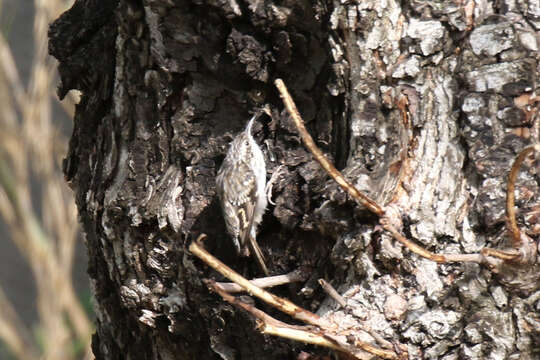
left=216, top=112, right=269, bottom=275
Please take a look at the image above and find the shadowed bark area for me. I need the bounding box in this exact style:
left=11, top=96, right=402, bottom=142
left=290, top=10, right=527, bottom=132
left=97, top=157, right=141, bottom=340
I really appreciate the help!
left=49, top=0, right=539, bottom=359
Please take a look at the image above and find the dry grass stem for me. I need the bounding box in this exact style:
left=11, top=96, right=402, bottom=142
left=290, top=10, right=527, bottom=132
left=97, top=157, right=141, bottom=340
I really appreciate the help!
left=0, top=287, right=40, bottom=360
left=0, top=0, right=93, bottom=358
left=0, top=33, right=26, bottom=110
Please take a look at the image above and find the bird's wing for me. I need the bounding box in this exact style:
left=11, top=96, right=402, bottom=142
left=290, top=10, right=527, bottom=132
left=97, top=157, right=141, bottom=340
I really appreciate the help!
left=231, top=162, right=268, bottom=275
left=230, top=161, right=257, bottom=250
left=217, top=157, right=257, bottom=250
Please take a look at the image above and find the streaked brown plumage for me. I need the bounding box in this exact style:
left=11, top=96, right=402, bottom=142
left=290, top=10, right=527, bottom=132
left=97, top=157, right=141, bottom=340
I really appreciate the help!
left=216, top=114, right=269, bottom=275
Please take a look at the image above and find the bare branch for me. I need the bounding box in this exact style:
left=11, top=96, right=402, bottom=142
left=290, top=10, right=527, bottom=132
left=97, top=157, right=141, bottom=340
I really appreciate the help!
left=506, top=145, right=539, bottom=247
left=275, top=78, right=477, bottom=264
left=275, top=79, right=384, bottom=216
left=379, top=218, right=448, bottom=263
left=274, top=78, right=535, bottom=270
left=217, top=269, right=308, bottom=293
left=189, top=236, right=332, bottom=328
left=207, top=279, right=400, bottom=360
left=263, top=323, right=399, bottom=360
left=318, top=279, right=347, bottom=308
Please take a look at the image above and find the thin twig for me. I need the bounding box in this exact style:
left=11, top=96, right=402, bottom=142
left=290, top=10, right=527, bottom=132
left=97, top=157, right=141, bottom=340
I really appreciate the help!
left=318, top=281, right=399, bottom=352
left=207, top=280, right=399, bottom=360
left=189, top=236, right=332, bottom=328
left=275, top=79, right=384, bottom=216
left=506, top=145, right=539, bottom=248
left=275, top=78, right=476, bottom=264
left=274, top=78, right=527, bottom=269
left=318, top=279, right=347, bottom=308
left=380, top=219, right=485, bottom=263
left=206, top=279, right=294, bottom=328
left=266, top=325, right=398, bottom=360
left=217, top=269, right=308, bottom=293
left=380, top=219, right=447, bottom=263
left=362, top=327, right=396, bottom=351
left=481, top=247, right=520, bottom=261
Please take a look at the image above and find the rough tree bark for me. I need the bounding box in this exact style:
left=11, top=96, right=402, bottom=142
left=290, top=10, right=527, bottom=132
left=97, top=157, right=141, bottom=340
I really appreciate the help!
left=49, top=0, right=539, bottom=359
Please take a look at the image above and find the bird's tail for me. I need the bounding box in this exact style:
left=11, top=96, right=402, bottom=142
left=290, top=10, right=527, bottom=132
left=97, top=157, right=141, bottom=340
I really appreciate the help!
left=248, top=235, right=269, bottom=276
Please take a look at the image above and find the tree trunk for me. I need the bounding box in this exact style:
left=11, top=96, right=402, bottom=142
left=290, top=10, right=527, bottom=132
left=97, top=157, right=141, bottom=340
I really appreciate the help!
left=49, top=0, right=539, bottom=359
